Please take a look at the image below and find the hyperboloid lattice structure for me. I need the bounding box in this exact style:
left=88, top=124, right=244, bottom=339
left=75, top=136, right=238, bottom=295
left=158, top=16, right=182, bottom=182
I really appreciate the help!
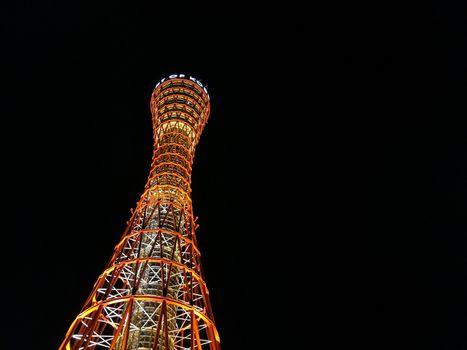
left=59, top=74, right=221, bottom=350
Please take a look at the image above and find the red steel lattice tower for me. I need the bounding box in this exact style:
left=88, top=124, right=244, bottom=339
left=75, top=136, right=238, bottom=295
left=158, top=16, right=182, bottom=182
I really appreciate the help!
left=59, top=74, right=221, bottom=350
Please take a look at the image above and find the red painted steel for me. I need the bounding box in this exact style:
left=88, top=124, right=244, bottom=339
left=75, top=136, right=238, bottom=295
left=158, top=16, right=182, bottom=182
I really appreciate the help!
left=59, top=76, right=220, bottom=350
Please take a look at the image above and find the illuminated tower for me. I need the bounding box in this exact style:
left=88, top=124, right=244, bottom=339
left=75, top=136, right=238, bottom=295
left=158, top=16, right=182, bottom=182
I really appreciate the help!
left=59, top=74, right=221, bottom=350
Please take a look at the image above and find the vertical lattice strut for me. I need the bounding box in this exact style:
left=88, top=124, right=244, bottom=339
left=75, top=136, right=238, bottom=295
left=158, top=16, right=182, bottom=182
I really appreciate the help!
left=59, top=74, right=221, bottom=350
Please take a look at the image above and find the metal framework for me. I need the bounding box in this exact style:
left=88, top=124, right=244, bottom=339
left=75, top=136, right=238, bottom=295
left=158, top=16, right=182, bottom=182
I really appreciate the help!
left=59, top=75, right=221, bottom=350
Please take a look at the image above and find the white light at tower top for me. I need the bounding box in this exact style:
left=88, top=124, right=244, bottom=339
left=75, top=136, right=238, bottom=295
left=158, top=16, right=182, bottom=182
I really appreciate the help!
left=155, top=73, right=210, bottom=100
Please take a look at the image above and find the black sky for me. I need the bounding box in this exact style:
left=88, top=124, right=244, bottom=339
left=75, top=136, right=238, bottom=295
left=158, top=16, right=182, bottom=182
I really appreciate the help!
left=1, top=1, right=467, bottom=349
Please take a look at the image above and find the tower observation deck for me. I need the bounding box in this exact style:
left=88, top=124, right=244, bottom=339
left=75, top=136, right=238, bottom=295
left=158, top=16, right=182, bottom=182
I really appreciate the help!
left=59, top=74, right=221, bottom=350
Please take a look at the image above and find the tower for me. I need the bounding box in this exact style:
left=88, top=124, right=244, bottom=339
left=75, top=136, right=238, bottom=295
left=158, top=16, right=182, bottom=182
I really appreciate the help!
left=59, top=74, right=221, bottom=350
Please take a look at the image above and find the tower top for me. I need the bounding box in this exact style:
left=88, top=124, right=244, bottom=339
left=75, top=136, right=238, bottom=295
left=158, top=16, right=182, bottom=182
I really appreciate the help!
left=154, top=73, right=210, bottom=100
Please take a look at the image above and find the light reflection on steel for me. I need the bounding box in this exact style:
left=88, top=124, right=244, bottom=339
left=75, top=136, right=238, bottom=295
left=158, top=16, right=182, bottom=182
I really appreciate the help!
left=59, top=75, right=220, bottom=350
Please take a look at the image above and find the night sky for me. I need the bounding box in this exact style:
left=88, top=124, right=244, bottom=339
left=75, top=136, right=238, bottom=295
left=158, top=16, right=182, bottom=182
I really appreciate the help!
left=1, top=1, right=467, bottom=349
